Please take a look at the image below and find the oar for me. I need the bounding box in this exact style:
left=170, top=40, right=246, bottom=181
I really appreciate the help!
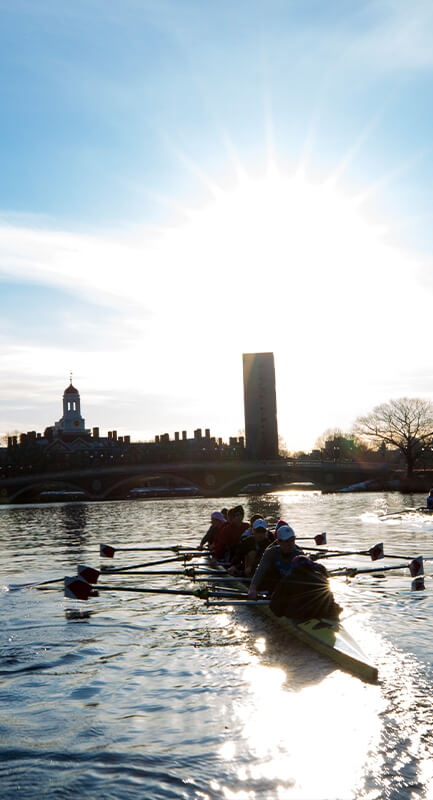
left=8, top=576, right=65, bottom=591
left=100, top=543, right=202, bottom=558
left=192, top=575, right=252, bottom=583
left=65, top=576, right=252, bottom=603
left=64, top=576, right=211, bottom=601
left=296, top=532, right=327, bottom=545
left=77, top=565, right=100, bottom=583
left=92, top=569, right=199, bottom=579
left=101, top=554, right=206, bottom=573
left=8, top=565, right=100, bottom=592
left=93, top=569, right=234, bottom=580
left=206, top=599, right=270, bottom=606
left=309, top=543, right=384, bottom=561
left=330, top=556, right=425, bottom=590
left=77, top=563, right=249, bottom=585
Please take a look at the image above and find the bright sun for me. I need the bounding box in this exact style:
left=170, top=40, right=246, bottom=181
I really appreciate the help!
left=150, top=163, right=391, bottom=325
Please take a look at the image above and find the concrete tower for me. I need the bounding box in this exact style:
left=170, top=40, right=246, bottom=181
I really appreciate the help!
left=243, top=352, right=279, bottom=459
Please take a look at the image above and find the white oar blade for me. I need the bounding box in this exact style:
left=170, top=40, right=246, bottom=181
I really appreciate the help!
left=77, top=565, right=100, bottom=584
left=100, top=544, right=116, bottom=558
left=64, top=576, right=92, bottom=600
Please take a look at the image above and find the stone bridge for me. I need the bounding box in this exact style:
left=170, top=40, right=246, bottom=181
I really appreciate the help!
left=0, top=458, right=394, bottom=503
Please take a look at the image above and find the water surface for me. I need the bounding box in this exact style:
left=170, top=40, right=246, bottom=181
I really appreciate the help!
left=1, top=492, right=433, bottom=799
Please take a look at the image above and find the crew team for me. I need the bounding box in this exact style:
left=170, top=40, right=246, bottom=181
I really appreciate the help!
left=199, top=505, right=341, bottom=619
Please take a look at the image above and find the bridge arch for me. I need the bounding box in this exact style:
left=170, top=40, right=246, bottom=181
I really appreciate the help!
left=100, top=472, right=201, bottom=500
left=6, top=479, right=92, bottom=504
left=215, top=469, right=294, bottom=495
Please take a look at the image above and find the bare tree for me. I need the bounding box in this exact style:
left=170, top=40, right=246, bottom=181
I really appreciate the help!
left=0, top=430, right=19, bottom=447
left=353, top=397, right=433, bottom=477
left=278, top=434, right=290, bottom=457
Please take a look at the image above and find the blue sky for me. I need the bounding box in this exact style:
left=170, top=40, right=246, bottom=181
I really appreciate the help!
left=2, top=0, right=433, bottom=450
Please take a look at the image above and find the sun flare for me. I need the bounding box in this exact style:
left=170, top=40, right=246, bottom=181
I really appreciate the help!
left=155, top=162, right=393, bottom=321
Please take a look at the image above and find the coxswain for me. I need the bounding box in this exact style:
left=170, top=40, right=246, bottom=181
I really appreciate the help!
left=247, top=524, right=303, bottom=600
left=199, top=511, right=227, bottom=550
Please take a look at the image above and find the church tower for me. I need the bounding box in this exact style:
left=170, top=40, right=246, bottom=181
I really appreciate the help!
left=53, top=377, right=90, bottom=439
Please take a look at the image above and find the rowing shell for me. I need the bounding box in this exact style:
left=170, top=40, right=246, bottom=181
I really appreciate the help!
left=381, top=507, right=433, bottom=518
left=211, top=561, right=379, bottom=683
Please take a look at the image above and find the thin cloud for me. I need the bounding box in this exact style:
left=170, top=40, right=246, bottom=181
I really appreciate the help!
left=347, top=0, right=433, bottom=72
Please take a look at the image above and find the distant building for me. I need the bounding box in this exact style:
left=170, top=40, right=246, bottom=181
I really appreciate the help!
left=1, top=375, right=250, bottom=472
left=242, top=352, right=279, bottom=459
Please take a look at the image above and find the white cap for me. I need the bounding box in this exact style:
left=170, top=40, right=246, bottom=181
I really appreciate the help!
left=252, top=518, right=267, bottom=531
left=277, top=524, right=295, bottom=540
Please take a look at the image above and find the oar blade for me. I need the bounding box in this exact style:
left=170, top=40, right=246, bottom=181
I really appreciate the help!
left=77, top=565, right=100, bottom=584
left=100, top=544, right=115, bottom=558
left=64, top=576, right=93, bottom=600
left=315, top=532, right=327, bottom=546
left=369, top=543, right=384, bottom=561
left=411, top=576, right=425, bottom=591
left=409, top=556, right=424, bottom=577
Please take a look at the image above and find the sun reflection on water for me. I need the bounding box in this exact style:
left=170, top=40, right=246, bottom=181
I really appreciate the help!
left=218, top=657, right=383, bottom=799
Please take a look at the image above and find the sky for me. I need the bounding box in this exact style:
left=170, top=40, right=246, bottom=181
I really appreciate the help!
left=2, top=0, right=433, bottom=452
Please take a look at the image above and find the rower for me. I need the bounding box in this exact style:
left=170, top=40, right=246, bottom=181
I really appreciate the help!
left=229, top=518, right=274, bottom=576
left=240, top=513, right=264, bottom=541
left=426, top=490, right=433, bottom=510
left=244, top=519, right=275, bottom=577
left=227, top=514, right=262, bottom=574
left=274, top=520, right=288, bottom=537
left=199, top=511, right=227, bottom=550
left=212, top=505, right=249, bottom=562
left=247, top=524, right=303, bottom=600
left=269, top=555, right=342, bottom=621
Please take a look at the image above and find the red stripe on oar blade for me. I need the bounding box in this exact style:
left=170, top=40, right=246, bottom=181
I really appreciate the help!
left=77, top=565, right=100, bottom=584
left=64, top=576, right=92, bottom=600
left=314, top=532, right=327, bottom=545
left=409, top=556, right=424, bottom=577
left=100, top=544, right=115, bottom=558
left=369, top=543, right=384, bottom=561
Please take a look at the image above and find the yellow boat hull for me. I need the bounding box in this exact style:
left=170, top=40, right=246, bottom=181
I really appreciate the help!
left=211, top=562, right=378, bottom=683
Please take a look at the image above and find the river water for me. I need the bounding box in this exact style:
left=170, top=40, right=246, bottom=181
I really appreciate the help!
left=1, top=491, right=433, bottom=800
